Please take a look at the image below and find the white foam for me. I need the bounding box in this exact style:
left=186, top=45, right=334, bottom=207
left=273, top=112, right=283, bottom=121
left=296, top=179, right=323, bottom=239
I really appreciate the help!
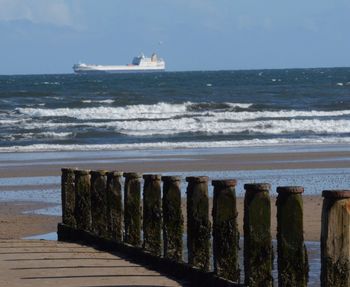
left=0, top=119, right=22, bottom=125
left=38, top=132, right=72, bottom=138
left=3, top=132, right=73, bottom=141
left=16, top=102, right=190, bottom=120
left=1, top=137, right=350, bottom=153
left=42, top=82, right=60, bottom=85
left=10, top=115, right=350, bottom=137
left=225, top=102, right=252, bottom=109
left=114, top=118, right=350, bottom=136
left=213, top=109, right=350, bottom=121
left=16, top=102, right=350, bottom=122
left=82, top=99, right=115, bottom=104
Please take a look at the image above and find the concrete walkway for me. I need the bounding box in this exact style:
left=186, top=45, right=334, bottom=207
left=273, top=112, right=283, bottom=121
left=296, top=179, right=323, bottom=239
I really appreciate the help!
left=0, top=239, right=186, bottom=287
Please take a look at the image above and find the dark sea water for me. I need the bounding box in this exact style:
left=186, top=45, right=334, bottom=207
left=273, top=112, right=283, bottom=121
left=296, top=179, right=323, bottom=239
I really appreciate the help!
left=1, top=68, right=350, bottom=152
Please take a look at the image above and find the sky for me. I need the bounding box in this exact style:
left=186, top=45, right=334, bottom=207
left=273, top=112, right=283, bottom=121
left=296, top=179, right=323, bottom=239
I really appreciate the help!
left=0, top=0, right=349, bottom=74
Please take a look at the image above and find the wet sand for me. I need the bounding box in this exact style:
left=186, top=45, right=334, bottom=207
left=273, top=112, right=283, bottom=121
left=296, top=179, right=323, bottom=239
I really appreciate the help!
left=0, top=197, right=322, bottom=241
left=0, top=148, right=346, bottom=240
left=0, top=202, right=60, bottom=239
left=1, top=149, right=350, bottom=178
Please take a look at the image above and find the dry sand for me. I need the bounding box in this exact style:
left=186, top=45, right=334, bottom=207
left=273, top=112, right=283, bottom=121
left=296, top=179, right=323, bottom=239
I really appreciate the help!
left=0, top=240, right=185, bottom=287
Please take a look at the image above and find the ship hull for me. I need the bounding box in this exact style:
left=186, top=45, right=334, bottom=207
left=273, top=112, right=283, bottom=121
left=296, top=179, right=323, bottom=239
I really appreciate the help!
left=74, top=68, right=165, bottom=74
left=73, top=53, right=165, bottom=74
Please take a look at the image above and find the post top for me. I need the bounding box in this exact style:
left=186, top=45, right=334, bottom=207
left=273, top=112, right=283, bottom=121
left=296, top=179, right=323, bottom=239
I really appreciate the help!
left=74, top=169, right=91, bottom=175
left=143, top=174, right=161, bottom=180
left=123, top=172, right=142, bottom=178
left=322, top=190, right=350, bottom=199
left=107, top=171, right=123, bottom=177
left=61, top=167, right=76, bottom=173
left=244, top=183, right=271, bottom=192
left=161, top=175, right=181, bottom=182
left=186, top=176, right=209, bottom=183
left=212, top=179, right=237, bottom=187
left=277, top=186, right=304, bottom=194
left=90, top=170, right=108, bottom=176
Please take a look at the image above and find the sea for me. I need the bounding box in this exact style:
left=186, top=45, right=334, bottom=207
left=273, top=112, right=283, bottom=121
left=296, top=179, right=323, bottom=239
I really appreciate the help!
left=1, top=68, right=350, bottom=286
left=1, top=67, right=350, bottom=152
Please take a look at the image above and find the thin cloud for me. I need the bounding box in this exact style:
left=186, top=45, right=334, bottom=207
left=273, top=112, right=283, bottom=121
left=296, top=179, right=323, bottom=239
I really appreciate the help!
left=0, top=0, right=78, bottom=27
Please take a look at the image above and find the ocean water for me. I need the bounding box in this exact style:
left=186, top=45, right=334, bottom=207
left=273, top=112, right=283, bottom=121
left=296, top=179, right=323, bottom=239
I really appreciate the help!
left=0, top=68, right=350, bottom=152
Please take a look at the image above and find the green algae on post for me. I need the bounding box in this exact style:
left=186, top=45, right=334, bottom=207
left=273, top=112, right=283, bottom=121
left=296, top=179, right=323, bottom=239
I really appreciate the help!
left=186, top=176, right=211, bottom=271
left=321, top=190, right=350, bottom=287
left=244, top=183, right=273, bottom=287
left=106, top=171, right=123, bottom=241
left=276, top=186, right=308, bottom=287
left=74, top=170, right=91, bottom=231
left=143, top=174, right=162, bottom=256
left=212, top=179, right=240, bottom=282
left=123, top=172, right=142, bottom=246
left=162, top=176, right=184, bottom=261
left=61, top=168, right=76, bottom=228
left=90, top=170, right=108, bottom=238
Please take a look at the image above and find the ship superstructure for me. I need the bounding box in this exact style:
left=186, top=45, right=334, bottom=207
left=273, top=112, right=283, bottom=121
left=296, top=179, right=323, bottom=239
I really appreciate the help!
left=73, top=53, right=165, bottom=74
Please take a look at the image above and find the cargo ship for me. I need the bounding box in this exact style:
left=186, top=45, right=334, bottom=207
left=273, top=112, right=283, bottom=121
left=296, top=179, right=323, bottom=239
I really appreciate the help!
left=73, top=53, right=165, bottom=74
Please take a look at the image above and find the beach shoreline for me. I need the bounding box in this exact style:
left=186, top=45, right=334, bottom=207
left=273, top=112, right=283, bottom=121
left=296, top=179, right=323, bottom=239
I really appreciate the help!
left=0, top=146, right=348, bottom=241
left=1, top=145, right=350, bottom=178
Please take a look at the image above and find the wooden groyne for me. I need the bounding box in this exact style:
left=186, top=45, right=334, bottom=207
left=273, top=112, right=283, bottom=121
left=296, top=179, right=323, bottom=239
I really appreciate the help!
left=58, top=168, right=350, bottom=287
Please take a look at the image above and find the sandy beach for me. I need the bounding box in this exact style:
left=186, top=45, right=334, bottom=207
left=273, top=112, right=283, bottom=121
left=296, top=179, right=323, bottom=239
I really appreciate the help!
left=1, top=148, right=350, bottom=178
left=1, top=147, right=345, bottom=241
left=1, top=147, right=347, bottom=287
left=0, top=202, right=60, bottom=239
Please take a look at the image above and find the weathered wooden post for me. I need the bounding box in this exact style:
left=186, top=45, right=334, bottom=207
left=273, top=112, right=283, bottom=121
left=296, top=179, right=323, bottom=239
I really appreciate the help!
left=212, top=179, right=240, bottom=282
left=90, top=170, right=108, bottom=237
left=123, top=172, right=142, bottom=246
left=61, top=168, right=76, bottom=228
left=244, top=183, right=273, bottom=287
left=276, top=186, right=308, bottom=287
left=186, top=176, right=211, bottom=271
left=106, top=171, right=123, bottom=241
left=74, top=169, right=91, bottom=231
left=143, top=174, right=162, bottom=256
left=321, top=190, right=350, bottom=287
left=162, top=176, right=184, bottom=261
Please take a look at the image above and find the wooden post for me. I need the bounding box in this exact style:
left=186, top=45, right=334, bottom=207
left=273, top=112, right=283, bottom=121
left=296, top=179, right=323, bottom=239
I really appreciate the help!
left=143, top=174, right=162, bottom=256
left=186, top=176, right=211, bottom=271
left=106, top=171, right=123, bottom=241
left=276, top=186, right=308, bottom=287
left=61, top=168, right=76, bottom=228
left=212, top=179, right=240, bottom=282
left=244, top=183, right=273, bottom=287
left=162, top=176, right=184, bottom=261
left=123, top=172, right=142, bottom=246
left=321, top=190, right=350, bottom=287
left=90, top=170, right=108, bottom=237
left=74, top=170, right=91, bottom=231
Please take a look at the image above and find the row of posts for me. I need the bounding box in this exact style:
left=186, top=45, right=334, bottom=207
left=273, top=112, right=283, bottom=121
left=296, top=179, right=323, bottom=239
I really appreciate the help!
left=61, top=168, right=350, bottom=287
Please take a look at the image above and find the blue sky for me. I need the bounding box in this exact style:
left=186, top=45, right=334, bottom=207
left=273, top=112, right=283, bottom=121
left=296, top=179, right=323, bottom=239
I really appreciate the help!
left=0, top=0, right=349, bottom=74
